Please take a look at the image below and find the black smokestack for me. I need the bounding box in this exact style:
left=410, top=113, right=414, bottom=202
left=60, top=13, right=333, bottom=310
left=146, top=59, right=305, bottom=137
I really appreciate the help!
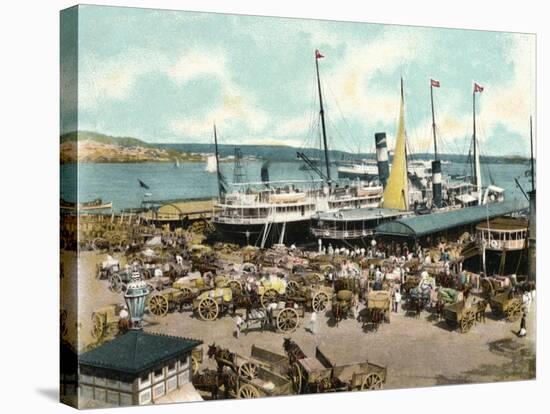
left=375, top=132, right=389, bottom=187
left=432, top=159, right=442, bottom=208
left=261, top=161, right=270, bottom=185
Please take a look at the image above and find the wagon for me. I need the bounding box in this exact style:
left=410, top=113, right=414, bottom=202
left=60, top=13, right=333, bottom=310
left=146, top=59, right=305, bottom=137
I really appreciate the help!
left=146, top=287, right=186, bottom=317
left=235, top=366, right=293, bottom=398
left=286, top=283, right=332, bottom=313
left=442, top=298, right=488, bottom=333
left=488, top=290, right=523, bottom=322
left=91, top=304, right=126, bottom=340
left=481, top=278, right=523, bottom=322
left=242, top=303, right=304, bottom=334
left=257, top=278, right=287, bottom=308
left=192, top=287, right=234, bottom=320
left=331, top=289, right=359, bottom=325
left=365, top=290, right=391, bottom=328
left=289, top=345, right=386, bottom=394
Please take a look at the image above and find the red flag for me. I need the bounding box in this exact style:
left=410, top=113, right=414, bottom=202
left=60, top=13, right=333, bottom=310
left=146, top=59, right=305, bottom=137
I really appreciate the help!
left=474, top=83, right=484, bottom=93
left=315, top=49, right=324, bottom=59
left=431, top=79, right=440, bottom=88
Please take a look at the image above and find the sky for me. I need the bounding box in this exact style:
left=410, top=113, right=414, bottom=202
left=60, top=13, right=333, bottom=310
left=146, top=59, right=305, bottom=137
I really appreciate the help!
left=61, top=5, right=536, bottom=157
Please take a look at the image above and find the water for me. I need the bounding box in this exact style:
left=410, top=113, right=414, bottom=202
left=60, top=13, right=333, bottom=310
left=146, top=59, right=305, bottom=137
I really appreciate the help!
left=60, top=161, right=532, bottom=212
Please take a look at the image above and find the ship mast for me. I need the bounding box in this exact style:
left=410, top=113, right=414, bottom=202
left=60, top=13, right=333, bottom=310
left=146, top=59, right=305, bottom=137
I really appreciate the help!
left=430, top=81, right=438, bottom=160
left=315, top=50, right=332, bottom=185
left=472, top=84, right=482, bottom=205
left=213, top=124, right=223, bottom=200
left=530, top=115, right=535, bottom=192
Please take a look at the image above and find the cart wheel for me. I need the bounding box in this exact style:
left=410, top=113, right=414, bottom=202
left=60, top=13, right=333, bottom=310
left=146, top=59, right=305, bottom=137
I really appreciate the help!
left=148, top=294, right=169, bottom=317
left=361, top=373, right=383, bottom=390
left=312, top=292, right=329, bottom=312
left=238, top=362, right=258, bottom=380
left=460, top=309, right=476, bottom=333
left=198, top=297, right=219, bottom=321
left=227, top=280, right=242, bottom=296
left=191, top=355, right=199, bottom=375
left=290, top=362, right=303, bottom=394
left=506, top=299, right=522, bottom=322
left=238, top=384, right=260, bottom=399
left=109, top=273, right=123, bottom=293
left=261, top=288, right=279, bottom=308
left=276, top=308, right=299, bottom=333
left=287, top=280, right=300, bottom=296
left=179, top=287, right=194, bottom=302
left=92, top=237, right=107, bottom=251
left=60, top=310, right=68, bottom=338
left=91, top=313, right=104, bottom=340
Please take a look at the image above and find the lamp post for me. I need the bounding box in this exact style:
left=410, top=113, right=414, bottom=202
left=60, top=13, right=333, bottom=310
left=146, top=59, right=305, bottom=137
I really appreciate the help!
left=124, top=271, right=149, bottom=330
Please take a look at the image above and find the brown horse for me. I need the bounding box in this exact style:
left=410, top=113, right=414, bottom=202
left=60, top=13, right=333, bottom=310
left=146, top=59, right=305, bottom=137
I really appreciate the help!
left=207, top=343, right=237, bottom=374
left=283, top=338, right=306, bottom=364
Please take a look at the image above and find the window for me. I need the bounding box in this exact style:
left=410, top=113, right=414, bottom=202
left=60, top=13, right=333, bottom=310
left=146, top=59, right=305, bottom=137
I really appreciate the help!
left=154, top=368, right=163, bottom=377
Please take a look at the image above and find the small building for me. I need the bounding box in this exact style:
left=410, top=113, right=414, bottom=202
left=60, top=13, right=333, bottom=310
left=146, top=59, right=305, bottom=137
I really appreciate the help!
left=78, top=331, right=202, bottom=407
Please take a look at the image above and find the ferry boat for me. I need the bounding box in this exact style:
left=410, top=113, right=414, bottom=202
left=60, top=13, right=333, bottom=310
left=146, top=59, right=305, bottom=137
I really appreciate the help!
left=212, top=50, right=384, bottom=247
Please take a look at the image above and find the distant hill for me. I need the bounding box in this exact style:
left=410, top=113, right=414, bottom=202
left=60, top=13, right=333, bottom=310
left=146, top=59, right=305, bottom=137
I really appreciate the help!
left=60, top=131, right=202, bottom=164
left=60, top=131, right=531, bottom=165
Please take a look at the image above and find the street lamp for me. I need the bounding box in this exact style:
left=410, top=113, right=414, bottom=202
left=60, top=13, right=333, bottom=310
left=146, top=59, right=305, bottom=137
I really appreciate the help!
left=124, top=271, right=149, bottom=330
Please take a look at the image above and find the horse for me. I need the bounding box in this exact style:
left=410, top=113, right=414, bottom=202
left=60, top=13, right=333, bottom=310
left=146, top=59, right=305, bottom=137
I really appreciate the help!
left=283, top=338, right=306, bottom=364
left=475, top=299, right=488, bottom=323
left=207, top=343, right=237, bottom=374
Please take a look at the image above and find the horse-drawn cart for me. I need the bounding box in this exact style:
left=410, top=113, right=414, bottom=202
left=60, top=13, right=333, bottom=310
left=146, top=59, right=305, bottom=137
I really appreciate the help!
left=288, top=343, right=386, bottom=394
left=242, top=303, right=304, bottom=334
left=364, top=290, right=391, bottom=330
left=442, top=298, right=487, bottom=333
left=146, top=287, right=186, bottom=317
left=235, top=366, right=293, bottom=399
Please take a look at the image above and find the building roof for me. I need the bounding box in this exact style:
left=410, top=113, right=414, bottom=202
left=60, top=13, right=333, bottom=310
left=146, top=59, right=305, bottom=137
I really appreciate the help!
left=375, top=201, right=528, bottom=238
left=79, top=331, right=202, bottom=375
left=476, top=217, right=528, bottom=231
left=314, top=207, right=410, bottom=222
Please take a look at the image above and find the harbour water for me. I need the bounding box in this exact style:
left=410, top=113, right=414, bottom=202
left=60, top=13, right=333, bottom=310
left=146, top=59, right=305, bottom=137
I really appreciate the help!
left=60, top=161, right=532, bottom=212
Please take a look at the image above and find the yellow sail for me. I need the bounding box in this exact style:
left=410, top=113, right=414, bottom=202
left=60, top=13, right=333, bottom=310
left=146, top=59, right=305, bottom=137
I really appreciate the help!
left=382, top=82, right=409, bottom=210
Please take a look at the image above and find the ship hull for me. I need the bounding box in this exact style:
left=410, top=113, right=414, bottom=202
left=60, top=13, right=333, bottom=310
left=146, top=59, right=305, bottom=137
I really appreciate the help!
left=212, top=219, right=312, bottom=247
left=337, top=170, right=377, bottom=181
left=463, top=248, right=528, bottom=276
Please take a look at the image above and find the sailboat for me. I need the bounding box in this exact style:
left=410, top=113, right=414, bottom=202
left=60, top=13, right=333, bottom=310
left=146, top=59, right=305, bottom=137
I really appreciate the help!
left=205, top=155, right=217, bottom=173
left=174, top=158, right=181, bottom=168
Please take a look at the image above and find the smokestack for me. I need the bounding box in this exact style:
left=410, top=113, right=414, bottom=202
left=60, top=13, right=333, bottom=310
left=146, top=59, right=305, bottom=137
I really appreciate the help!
left=260, top=160, right=270, bottom=185
left=375, top=132, right=389, bottom=187
left=432, top=160, right=442, bottom=208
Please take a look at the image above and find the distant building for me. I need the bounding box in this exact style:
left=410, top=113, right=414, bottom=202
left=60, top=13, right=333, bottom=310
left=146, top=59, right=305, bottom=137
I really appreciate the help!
left=78, top=331, right=202, bottom=407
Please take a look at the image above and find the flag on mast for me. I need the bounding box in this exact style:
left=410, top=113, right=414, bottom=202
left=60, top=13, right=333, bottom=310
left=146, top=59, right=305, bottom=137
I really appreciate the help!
left=315, top=49, right=324, bottom=59
left=474, top=83, right=484, bottom=93
left=431, top=79, right=440, bottom=88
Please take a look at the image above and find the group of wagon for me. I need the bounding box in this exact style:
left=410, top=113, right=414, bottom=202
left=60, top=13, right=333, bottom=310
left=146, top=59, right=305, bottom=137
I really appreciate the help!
left=193, top=339, right=387, bottom=399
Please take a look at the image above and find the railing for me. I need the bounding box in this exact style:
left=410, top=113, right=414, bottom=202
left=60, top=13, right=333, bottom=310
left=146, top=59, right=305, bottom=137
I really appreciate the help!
left=311, top=227, right=374, bottom=239
left=478, top=236, right=527, bottom=251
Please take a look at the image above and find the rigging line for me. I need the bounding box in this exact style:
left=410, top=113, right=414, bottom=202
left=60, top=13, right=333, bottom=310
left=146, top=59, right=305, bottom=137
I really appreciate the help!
left=325, top=80, right=363, bottom=154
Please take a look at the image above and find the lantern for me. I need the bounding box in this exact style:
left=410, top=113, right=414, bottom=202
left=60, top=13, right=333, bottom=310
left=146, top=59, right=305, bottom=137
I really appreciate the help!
left=124, top=271, right=149, bottom=330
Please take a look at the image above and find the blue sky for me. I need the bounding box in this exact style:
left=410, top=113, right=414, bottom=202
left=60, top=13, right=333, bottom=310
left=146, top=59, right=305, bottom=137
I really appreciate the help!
left=62, top=5, right=535, bottom=156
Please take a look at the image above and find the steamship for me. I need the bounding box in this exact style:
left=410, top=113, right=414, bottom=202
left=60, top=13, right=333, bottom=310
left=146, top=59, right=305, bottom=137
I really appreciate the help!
left=211, top=50, right=384, bottom=247
left=311, top=79, right=505, bottom=244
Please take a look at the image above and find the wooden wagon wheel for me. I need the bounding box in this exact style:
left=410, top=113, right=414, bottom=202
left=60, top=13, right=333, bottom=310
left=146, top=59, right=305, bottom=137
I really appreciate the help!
left=109, top=273, right=123, bottom=293
left=287, top=280, right=301, bottom=296
left=92, top=237, right=107, bottom=251
left=361, top=373, right=383, bottom=390
left=179, top=287, right=194, bottom=302
left=227, top=280, right=242, bottom=296
left=91, top=313, right=104, bottom=340
left=148, top=294, right=169, bottom=317
left=237, top=383, right=260, bottom=399
left=460, top=309, right=476, bottom=333
left=261, top=288, right=279, bottom=308
left=506, top=299, right=522, bottom=322
left=276, top=308, right=299, bottom=333
left=238, top=362, right=258, bottom=380
left=191, top=355, right=200, bottom=375
left=290, top=362, right=303, bottom=394
left=198, top=297, right=219, bottom=321
left=312, top=292, right=329, bottom=312
left=60, top=310, right=68, bottom=338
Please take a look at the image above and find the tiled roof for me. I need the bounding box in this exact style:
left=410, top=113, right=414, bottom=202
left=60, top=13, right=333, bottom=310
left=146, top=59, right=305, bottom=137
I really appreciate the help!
left=79, top=331, right=202, bottom=374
